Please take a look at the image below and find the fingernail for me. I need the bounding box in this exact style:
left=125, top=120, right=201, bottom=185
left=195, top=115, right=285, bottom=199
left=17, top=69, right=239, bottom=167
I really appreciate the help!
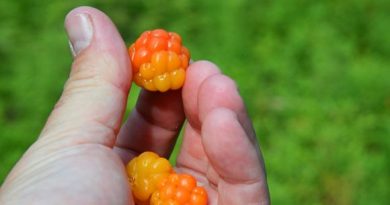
left=65, top=13, right=93, bottom=56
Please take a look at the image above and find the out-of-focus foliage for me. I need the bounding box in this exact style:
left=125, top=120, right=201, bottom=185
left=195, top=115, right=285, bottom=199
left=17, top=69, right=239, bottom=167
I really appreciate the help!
left=0, top=0, right=389, bottom=204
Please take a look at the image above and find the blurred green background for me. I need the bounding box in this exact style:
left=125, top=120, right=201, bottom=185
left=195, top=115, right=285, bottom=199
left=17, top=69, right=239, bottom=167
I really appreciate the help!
left=1, top=0, right=389, bottom=204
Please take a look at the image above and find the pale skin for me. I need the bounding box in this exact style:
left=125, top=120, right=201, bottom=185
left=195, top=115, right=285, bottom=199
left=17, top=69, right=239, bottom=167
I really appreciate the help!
left=0, top=7, right=270, bottom=205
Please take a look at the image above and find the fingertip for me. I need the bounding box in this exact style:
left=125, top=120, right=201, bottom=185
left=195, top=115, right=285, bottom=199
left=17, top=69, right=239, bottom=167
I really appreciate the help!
left=185, top=61, right=221, bottom=85
left=65, top=6, right=101, bottom=20
left=65, top=6, right=114, bottom=26
left=188, top=60, right=221, bottom=73
left=197, top=74, right=244, bottom=123
left=65, top=7, right=109, bottom=38
left=65, top=6, right=131, bottom=91
left=183, top=60, right=221, bottom=127
left=184, top=60, right=222, bottom=91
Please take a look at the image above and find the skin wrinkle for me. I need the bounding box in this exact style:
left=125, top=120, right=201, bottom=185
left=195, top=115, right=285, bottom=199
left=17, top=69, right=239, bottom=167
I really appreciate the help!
left=51, top=80, right=98, bottom=113
left=133, top=109, right=180, bottom=139
left=134, top=90, right=185, bottom=130
left=39, top=122, right=113, bottom=147
left=69, top=53, right=97, bottom=81
left=2, top=152, right=59, bottom=189
left=219, top=180, right=270, bottom=205
left=41, top=104, right=119, bottom=146
left=205, top=163, right=220, bottom=188
left=135, top=102, right=183, bottom=133
left=91, top=50, right=130, bottom=92
left=141, top=108, right=175, bottom=135
left=177, top=123, right=209, bottom=171
left=116, top=110, right=179, bottom=157
left=182, top=123, right=206, bottom=160
left=3, top=144, right=128, bottom=205
left=3, top=144, right=87, bottom=190
left=52, top=83, right=125, bottom=125
left=48, top=84, right=125, bottom=124
left=63, top=77, right=101, bottom=96
left=84, top=119, right=117, bottom=147
left=192, top=73, right=221, bottom=129
left=221, top=175, right=264, bottom=186
left=65, top=63, right=128, bottom=100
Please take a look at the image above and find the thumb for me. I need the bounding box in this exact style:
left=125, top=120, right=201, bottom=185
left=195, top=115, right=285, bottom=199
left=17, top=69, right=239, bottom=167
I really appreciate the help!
left=39, top=7, right=131, bottom=148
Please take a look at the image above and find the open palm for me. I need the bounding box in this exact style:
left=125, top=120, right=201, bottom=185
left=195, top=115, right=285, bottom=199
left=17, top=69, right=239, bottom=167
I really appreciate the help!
left=0, top=7, right=269, bottom=205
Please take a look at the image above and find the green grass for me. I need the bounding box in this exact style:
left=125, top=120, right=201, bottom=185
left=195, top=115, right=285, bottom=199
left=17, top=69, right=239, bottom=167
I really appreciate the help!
left=1, top=0, right=389, bottom=204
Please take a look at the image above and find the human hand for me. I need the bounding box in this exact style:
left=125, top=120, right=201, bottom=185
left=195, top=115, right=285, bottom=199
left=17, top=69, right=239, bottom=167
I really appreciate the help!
left=0, top=6, right=269, bottom=205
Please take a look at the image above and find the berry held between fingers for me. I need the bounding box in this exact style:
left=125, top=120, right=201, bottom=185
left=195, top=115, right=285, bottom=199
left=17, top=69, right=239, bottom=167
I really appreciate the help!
left=126, top=152, right=173, bottom=204
left=129, top=29, right=190, bottom=92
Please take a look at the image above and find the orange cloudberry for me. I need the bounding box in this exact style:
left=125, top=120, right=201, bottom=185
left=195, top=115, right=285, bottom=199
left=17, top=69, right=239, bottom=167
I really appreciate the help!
left=128, top=29, right=190, bottom=92
left=126, top=152, right=173, bottom=204
left=150, top=173, right=208, bottom=205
